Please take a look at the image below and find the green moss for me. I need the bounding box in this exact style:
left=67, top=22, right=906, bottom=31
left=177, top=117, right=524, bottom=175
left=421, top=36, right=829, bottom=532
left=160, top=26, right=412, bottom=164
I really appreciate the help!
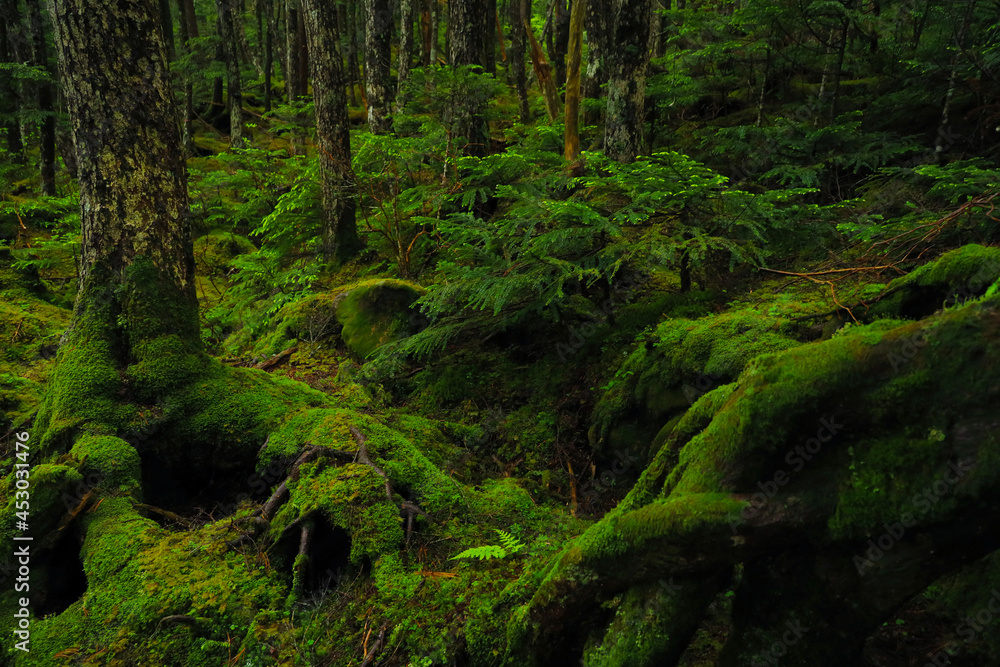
left=333, top=279, right=425, bottom=359
left=192, top=230, right=256, bottom=276
left=70, top=435, right=142, bottom=496
left=589, top=309, right=804, bottom=460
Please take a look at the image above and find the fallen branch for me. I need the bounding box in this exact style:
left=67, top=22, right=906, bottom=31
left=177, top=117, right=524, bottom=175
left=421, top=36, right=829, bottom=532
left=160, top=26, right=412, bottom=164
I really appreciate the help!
left=359, top=622, right=389, bottom=667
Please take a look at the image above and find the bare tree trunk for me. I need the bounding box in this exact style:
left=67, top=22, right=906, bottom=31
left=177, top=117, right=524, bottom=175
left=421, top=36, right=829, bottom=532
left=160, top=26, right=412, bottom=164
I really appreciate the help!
left=217, top=0, right=246, bottom=146
left=526, top=19, right=559, bottom=121
left=449, top=0, right=492, bottom=156
left=364, top=0, right=393, bottom=133
left=262, top=0, right=274, bottom=111
left=345, top=0, right=359, bottom=105
left=604, top=0, right=651, bottom=163
left=159, top=0, right=176, bottom=60
left=0, top=0, right=27, bottom=162
left=582, top=0, right=609, bottom=128
left=508, top=0, right=530, bottom=122
left=300, top=0, right=361, bottom=262
left=175, top=0, right=199, bottom=153
left=564, top=0, right=584, bottom=163
left=26, top=0, right=57, bottom=194
left=285, top=0, right=302, bottom=100
left=396, top=0, right=413, bottom=110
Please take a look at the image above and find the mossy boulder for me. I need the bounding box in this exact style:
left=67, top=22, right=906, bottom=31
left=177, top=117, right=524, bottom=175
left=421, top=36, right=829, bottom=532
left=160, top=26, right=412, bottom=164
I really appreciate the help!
left=332, top=279, right=425, bottom=360
left=589, top=310, right=805, bottom=462
left=866, top=244, right=1000, bottom=320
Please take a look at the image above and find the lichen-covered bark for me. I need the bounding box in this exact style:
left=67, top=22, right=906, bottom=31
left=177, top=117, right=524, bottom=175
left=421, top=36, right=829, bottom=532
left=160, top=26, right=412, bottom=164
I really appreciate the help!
left=582, top=0, right=610, bottom=127
left=216, top=0, right=246, bottom=146
left=604, top=0, right=651, bottom=163
left=449, top=0, right=492, bottom=155
left=47, top=0, right=198, bottom=332
left=364, top=0, right=392, bottom=133
left=301, top=0, right=361, bottom=262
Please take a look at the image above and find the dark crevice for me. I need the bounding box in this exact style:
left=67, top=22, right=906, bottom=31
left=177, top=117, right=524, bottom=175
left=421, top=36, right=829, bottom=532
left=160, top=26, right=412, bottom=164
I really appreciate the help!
left=35, top=529, right=87, bottom=617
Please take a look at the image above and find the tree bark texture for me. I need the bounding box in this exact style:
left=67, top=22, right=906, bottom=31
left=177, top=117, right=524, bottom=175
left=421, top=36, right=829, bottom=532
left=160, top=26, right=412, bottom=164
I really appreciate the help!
left=301, top=0, right=362, bottom=262
left=364, top=0, right=393, bottom=133
left=217, top=0, right=246, bottom=145
left=0, top=0, right=27, bottom=161
left=564, top=0, right=585, bottom=163
left=285, top=0, right=303, bottom=100
left=46, top=0, right=200, bottom=344
left=396, top=0, right=414, bottom=110
left=582, top=0, right=610, bottom=127
left=449, top=0, right=492, bottom=156
left=604, top=0, right=651, bottom=163
left=26, top=0, right=57, bottom=194
left=508, top=0, right=530, bottom=122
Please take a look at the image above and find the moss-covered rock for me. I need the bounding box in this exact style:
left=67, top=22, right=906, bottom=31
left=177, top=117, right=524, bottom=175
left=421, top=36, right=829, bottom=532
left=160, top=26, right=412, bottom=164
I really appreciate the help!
left=333, top=279, right=425, bottom=360
left=589, top=310, right=805, bottom=462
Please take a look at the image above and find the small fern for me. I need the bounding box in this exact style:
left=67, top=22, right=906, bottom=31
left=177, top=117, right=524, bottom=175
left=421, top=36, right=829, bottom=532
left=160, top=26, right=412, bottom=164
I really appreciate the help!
left=451, top=530, right=525, bottom=561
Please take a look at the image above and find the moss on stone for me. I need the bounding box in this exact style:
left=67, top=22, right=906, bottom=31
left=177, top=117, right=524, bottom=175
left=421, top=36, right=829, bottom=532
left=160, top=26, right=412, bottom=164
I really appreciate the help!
left=333, top=278, right=425, bottom=359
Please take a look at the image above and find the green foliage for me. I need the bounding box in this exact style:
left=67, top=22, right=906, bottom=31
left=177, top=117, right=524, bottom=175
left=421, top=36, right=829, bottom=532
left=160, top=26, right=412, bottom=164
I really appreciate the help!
left=451, top=529, right=526, bottom=561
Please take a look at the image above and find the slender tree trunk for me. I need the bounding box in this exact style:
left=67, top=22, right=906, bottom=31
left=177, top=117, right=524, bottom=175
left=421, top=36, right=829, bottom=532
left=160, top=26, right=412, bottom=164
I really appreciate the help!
left=364, top=0, right=393, bottom=133
left=345, top=0, right=359, bottom=105
left=295, top=5, right=308, bottom=94
left=449, top=0, right=492, bottom=156
left=285, top=0, right=302, bottom=99
left=212, top=18, right=226, bottom=116
left=564, top=0, right=584, bottom=163
left=582, top=0, right=609, bottom=128
left=396, top=0, right=413, bottom=110
left=420, top=0, right=432, bottom=65
left=429, top=0, right=438, bottom=64
left=26, top=0, right=57, bottom=195
left=300, top=0, right=361, bottom=262
left=526, top=19, right=560, bottom=121
left=45, top=0, right=201, bottom=358
left=175, top=0, right=198, bottom=154
left=551, top=0, right=568, bottom=91
left=263, top=0, right=274, bottom=111
left=217, top=0, right=246, bottom=145
left=508, top=0, right=530, bottom=122
left=604, top=0, right=651, bottom=163
left=159, top=0, right=176, bottom=60
left=0, top=1, right=26, bottom=162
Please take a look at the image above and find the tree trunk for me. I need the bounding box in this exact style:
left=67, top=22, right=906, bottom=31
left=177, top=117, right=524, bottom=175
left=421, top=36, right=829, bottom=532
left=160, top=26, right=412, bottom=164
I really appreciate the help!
left=604, top=0, right=651, bottom=163
left=175, top=0, right=199, bottom=154
left=300, top=0, right=362, bottom=263
left=449, top=0, right=492, bottom=156
left=345, top=0, right=359, bottom=105
left=526, top=19, right=560, bottom=122
left=262, top=0, right=274, bottom=111
left=295, top=4, right=308, bottom=95
left=550, top=0, right=568, bottom=91
left=396, top=0, right=413, bottom=111
left=364, top=0, right=393, bottom=133
left=26, top=0, right=57, bottom=195
left=285, top=0, right=302, bottom=100
left=564, top=0, right=584, bottom=163
left=0, top=0, right=27, bottom=162
left=582, top=0, right=609, bottom=128
left=159, top=0, right=176, bottom=61
left=44, top=0, right=201, bottom=414
left=217, top=0, right=246, bottom=146
left=508, top=0, right=530, bottom=122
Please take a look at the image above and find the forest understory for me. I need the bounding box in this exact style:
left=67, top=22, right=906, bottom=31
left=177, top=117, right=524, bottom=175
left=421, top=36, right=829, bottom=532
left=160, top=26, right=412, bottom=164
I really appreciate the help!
left=2, top=0, right=1000, bottom=665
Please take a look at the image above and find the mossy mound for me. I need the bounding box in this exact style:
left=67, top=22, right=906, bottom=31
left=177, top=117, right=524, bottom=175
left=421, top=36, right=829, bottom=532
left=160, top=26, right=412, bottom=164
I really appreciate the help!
left=589, top=309, right=806, bottom=462
left=192, top=230, right=256, bottom=276
left=332, top=279, right=426, bottom=360
left=0, top=261, right=71, bottom=432
left=866, top=243, right=1000, bottom=320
